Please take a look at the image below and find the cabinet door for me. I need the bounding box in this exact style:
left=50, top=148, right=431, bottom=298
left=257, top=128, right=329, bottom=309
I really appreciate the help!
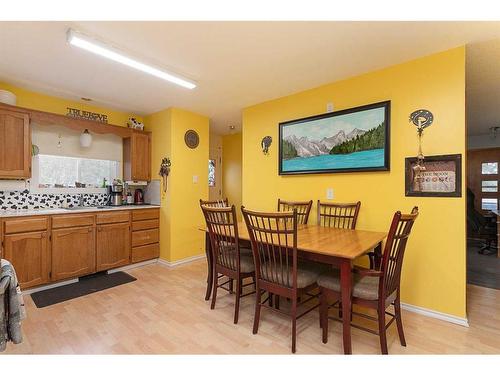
left=52, top=226, right=96, bottom=281
left=3, top=231, right=49, bottom=289
left=131, top=132, right=151, bottom=181
left=0, top=109, right=31, bottom=179
left=96, top=222, right=131, bottom=271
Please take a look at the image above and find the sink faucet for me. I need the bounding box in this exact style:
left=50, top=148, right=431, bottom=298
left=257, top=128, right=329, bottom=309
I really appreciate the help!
left=78, top=194, right=84, bottom=207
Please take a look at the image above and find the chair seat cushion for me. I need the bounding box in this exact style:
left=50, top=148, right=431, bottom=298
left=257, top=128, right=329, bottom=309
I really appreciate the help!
left=317, top=270, right=390, bottom=301
left=260, top=262, right=321, bottom=289
left=219, top=251, right=255, bottom=273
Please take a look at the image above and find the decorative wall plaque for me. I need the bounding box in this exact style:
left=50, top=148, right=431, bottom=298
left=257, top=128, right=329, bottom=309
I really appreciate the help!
left=66, top=107, right=108, bottom=123
left=184, top=129, right=199, bottom=149
left=261, top=136, right=272, bottom=155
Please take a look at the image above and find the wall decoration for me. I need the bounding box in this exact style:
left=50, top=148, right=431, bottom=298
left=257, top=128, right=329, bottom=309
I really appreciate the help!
left=278, top=101, right=390, bottom=175
left=66, top=107, right=108, bottom=123
left=261, top=136, right=272, bottom=155
left=184, top=129, right=199, bottom=149
left=409, top=109, right=434, bottom=172
left=159, top=157, right=171, bottom=193
left=127, top=117, right=145, bottom=130
left=405, top=154, right=462, bottom=197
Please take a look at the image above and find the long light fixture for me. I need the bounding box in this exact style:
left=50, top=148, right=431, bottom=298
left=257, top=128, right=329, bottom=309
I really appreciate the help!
left=67, top=29, right=196, bottom=89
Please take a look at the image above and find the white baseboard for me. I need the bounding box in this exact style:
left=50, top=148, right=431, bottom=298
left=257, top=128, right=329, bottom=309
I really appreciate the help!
left=157, top=254, right=206, bottom=268
left=107, top=259, right=159, bottom=274
left=22, top=278, right=78, bottom=295
left=401, top=302, right=469, bottom=327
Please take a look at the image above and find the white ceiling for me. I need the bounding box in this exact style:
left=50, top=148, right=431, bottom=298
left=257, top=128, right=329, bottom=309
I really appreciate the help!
left=1, top=21, right=500, bottom=135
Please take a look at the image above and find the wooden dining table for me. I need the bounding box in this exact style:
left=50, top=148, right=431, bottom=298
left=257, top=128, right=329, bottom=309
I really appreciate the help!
left=202, top=222, right=387, bottom=354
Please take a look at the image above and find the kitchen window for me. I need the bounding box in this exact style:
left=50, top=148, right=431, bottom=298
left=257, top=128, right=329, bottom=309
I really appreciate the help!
left=31, top=154, right=120, bottom=193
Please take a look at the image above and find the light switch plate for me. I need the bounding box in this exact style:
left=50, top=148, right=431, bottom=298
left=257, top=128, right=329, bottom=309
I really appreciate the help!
left=326, top=188, right=334, bottom=200
left=192, top=175, right=199, bottom=184
left=326, top=102, right=334, bottom=113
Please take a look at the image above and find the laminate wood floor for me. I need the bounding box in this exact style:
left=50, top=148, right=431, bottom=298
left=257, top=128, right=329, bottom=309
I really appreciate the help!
left=3, top=260, right=500, bottom=354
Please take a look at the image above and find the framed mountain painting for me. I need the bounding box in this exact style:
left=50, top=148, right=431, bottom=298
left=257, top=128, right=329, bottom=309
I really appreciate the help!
left=279, top=101, right=390, bottom=175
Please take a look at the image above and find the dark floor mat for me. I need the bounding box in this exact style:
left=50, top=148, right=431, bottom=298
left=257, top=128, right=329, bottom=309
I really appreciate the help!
left=30, top=271, right=137, bottom=308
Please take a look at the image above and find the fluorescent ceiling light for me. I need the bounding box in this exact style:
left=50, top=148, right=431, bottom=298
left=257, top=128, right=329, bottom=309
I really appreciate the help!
left=67, top=29, right=196, bottom=89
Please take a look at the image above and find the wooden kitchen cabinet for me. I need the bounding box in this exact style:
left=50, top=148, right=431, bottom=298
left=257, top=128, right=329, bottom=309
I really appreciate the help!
left=96, top=222, right=131, bottom=271
left=51, top=226, right=96, bottom=281
left=123, top=131, right=151, bottom=181
left=0, top=109, right=31, bottom=179
left=3, top=231, right=50, bottom=288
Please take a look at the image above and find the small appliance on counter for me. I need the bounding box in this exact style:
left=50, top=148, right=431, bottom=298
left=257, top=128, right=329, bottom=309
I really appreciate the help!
left=134, top=188, right=144, bottom=205
left=107, top=181, right=124, bottom=206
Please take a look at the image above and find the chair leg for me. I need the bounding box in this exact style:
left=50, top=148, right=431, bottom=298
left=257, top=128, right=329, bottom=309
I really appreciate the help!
left=291, top=296, right=297, bottom=353
left=394, top=297, right=406, bottom=347
left=268, top=292, right=273, bottom=307
left=210, top=272, right=218, bottom=310
left=234, top=278, right=241, bottom=324
left=319, top=288, right=328, bottom=343
left=378, top=307, right=388, bottom=354
left=229, top=278, right=234, bottom=294
left=338, top=301, right=342, bottom=318
left=275, top=295, right=280, bottom=310
left=253, top=288, right=262, bottom=334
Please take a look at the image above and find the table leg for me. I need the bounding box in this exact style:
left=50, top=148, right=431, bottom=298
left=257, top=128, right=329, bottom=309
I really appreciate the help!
left=374, top=242, right=383, bottom=270
left=340, top=259, right=352, bottom=354
left=205, top=232, right=213, bottom=301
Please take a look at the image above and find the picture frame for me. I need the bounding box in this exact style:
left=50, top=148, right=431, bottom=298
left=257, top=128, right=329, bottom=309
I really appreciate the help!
left=405, top=153, right=462, bottom=197
left=278, top=101, right=390, bottom=175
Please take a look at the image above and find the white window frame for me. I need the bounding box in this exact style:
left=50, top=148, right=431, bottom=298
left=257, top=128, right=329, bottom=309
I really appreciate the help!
left=29, top=155, right=119, bottom=195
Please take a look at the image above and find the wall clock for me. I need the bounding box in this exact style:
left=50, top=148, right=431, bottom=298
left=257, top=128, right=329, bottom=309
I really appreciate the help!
left=184, top=129, right=199, bottom=149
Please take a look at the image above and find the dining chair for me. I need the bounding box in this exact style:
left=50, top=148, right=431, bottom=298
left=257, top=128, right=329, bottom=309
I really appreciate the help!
left=317, top=201, right=361, bottom=229
left=201, top=204, right=256, bottom=324
left=241, top=206, right=322, bottom=353
left=277, top=199, right=313, bottom=224
left=318, top=207, right=419, bottom=354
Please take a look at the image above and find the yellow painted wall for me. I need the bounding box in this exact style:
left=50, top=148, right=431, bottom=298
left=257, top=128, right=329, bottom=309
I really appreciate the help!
left=242, top=47, right=467, bottom=318
left=0, top=82, right=141, bottom=126
left=145, top=108, right=209, bottom=262
left=222, top=133, right=243, bottom=218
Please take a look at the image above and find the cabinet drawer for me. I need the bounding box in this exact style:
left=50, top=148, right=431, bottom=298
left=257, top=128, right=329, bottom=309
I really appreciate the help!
left=52, top=214, right=95, bottom=229
left=3, top=216, right=48, bottom=234
left=131, top=243, right=159, bottom=263
left=132, top=228, right=159, bottom=247
left=96, top=211, right=130, bottom=224
left=132, top=219, right=159, bottom=231
left=132, top=209, right=159, bottom=221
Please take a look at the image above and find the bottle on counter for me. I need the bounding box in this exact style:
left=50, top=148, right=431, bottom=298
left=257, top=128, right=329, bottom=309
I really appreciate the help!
left=127, top=192, right=134, bottom=205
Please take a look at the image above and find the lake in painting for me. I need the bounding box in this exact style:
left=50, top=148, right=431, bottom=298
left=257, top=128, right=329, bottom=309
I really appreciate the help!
left=279, top=102, right=389, bottom=174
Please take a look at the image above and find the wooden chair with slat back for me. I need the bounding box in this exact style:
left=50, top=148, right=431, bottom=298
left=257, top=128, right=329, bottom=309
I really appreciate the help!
left=241, top=206, right=323, bottom=353
left=318, top=207, right=419, bottom=354
left=201, top=204, right=255, bottom=324
left=277, top=199, right=313, bottom=224
left=317, top=201, right=361, bottom=229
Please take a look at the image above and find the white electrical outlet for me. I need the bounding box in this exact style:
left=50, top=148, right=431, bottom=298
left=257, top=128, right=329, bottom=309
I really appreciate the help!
left=326, top=188, right=334, bottom=200
left=326, top=102, right=334, bottom=113
left=192, top=175, right=199, bottom=184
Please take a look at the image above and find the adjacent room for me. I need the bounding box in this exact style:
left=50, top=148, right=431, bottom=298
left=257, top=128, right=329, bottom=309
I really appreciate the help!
left=0, top=13, right=499, bottom=364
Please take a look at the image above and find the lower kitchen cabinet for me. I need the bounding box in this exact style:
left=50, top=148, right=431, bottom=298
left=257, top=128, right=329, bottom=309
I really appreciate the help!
left=96, top=222, right=131, bottom=271
left=51, top=226, right=96, bottom=281
left=3, top=231, right=50, bottom=289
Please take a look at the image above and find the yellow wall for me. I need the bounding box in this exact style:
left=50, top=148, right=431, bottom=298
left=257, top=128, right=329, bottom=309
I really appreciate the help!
left=145, top=108, right=209, bottom=262
left=0, top=82, right=141, bottom=126
left=222, top=133, right=243, bottom=218
left=242, top=47, right=467, bottom=318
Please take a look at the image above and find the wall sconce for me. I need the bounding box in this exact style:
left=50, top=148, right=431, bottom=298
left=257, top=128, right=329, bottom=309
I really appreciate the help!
left=80, top=129, right=92, bottom=148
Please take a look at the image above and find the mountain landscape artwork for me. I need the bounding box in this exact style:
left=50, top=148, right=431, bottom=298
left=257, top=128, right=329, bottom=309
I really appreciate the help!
left=279, top=101, right=390, bottom=174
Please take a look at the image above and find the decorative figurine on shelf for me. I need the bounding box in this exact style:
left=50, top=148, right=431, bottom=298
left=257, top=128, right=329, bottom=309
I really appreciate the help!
left=159, top=157, right=171, bottom=193
left=409, top=109, right=434, bottom=189
left=261, top=136, right=272, bottom=155
left=127, top=117, right=145, bottom=130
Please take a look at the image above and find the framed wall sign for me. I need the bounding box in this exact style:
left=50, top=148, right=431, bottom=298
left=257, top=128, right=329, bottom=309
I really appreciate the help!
left=278, top=101, right=390, bottom=175
left=405, top=153, right=462, bottom=197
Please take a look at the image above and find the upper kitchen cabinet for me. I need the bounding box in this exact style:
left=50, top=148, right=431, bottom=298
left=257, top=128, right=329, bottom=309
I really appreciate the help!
left=123, top=130, right=151, bottom=182
left=0, top=109, right=31, bottom=179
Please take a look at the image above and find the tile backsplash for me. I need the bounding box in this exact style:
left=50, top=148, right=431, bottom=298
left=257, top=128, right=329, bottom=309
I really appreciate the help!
left=0, top=190, right=108, bottom=210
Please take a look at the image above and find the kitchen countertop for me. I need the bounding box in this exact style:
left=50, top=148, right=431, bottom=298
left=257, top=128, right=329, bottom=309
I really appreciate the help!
left=0, top=204, right=160, bottom=218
